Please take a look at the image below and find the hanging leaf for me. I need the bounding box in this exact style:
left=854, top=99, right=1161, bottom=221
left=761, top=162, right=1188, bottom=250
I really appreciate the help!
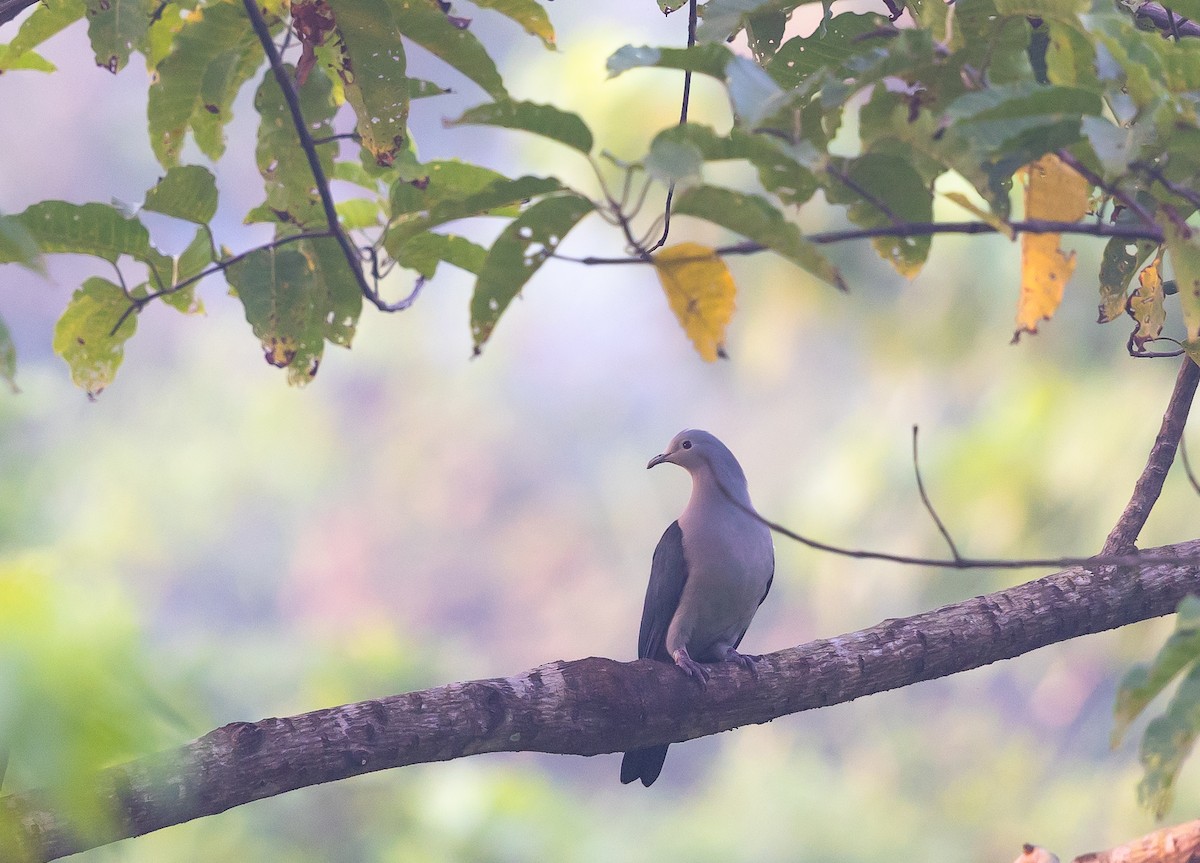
left=1138, top=663, right=1200, bottom=819
left=1097, top=237, right=1156, bottom=324
left=324, top=0, right=410, bottom=165
left=1114, top=596, right=1200, bottom=746
left=226, top=246, right=325, bottom=378
left=85, top=0, right=153, bottom=72
left=393, top=232, right=487, bottom=278
left=1128, top=253, right=1167, bottom=353
left=447, top=101, right=593, bottom=153
left=653, top=242, right=737, bottom=362
left=0, top=213, right=44, bottom=273
left=672, top=185, right=845, bottom=290
left=1164, top=221, right=1200, bottom=363
left=1012, top=153, right=1089, bottom=341
left=52, top=277, right=137, bottom=397
left=470, top=193, right=595, bottom=352
left=606, top=43, right=734, bottom=81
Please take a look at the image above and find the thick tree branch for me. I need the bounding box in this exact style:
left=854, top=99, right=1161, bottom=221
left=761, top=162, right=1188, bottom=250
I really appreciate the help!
left=5, top=540, right=1200, bottom=861
left=1072, top=818, right=1200, bottom=863
left=1103, top=357, right=1200, bottom=554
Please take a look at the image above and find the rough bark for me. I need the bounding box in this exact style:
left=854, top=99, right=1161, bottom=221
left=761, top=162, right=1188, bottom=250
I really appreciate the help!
left=4, top=540, right=1200, bottom=861
left=1072, top=819, right=1200, bottom=863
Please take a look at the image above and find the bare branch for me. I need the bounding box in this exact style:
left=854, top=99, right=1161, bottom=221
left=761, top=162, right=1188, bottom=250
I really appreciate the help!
left=1134, top=3, right=1200, bottom=38
left=911, top=425, right=961, bottom=560
left=1103, top=357, right=1200, bottom=554
left=561, top=219, right=1165, bottom=267
left=4, top=540, right=1200, bottom=861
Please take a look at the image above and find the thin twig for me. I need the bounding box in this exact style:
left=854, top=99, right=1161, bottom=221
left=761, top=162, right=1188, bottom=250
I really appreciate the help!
left=1102, top=356, right=1200, bottom=554
left=108, top=230, right=336, bottom=336
left=1057, top=149, right=1157, bottom=228
left=644, top=0, right=698, bottom=255
left=912, top=425, right=962, bottom=560
left=1135, top=161, right=1200, bottom=211
left=555, top=219, right=1165, bottom=267
left=827, top=165, right=904, bottom=226
left=241, top=0, right=399, bottom=313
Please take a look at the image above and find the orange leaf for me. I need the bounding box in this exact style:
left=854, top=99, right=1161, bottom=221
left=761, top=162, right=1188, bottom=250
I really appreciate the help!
left=1013, top=154, right=1089, bottom=342
left=1130, top=252, right=1167, bottom=353
left=653, top=242, right=736, bottom=362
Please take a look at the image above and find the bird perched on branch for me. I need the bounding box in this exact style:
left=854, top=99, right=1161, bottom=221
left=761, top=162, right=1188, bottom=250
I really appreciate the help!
left=620, top=429, right=775, bottom=787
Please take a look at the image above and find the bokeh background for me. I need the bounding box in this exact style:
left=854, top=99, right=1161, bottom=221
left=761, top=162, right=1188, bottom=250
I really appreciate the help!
left=2, top=1, right=1198, bottom=860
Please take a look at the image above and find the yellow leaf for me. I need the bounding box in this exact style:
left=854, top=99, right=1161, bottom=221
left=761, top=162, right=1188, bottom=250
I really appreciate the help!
left=1024, top=153, right=1089, bottom=222
left=1129, top=253, right=1166, bottom=353
left=653, top=242, right=736, bottom=362
left=1012, top=154, right=1089, bottom=341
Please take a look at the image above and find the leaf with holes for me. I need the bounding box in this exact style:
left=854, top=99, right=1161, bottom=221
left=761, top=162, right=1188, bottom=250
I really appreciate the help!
left=226, top=246, right=325, bottom=381
left=1097, top=236, right=1156, bottom=324
left=606, top=43, right=734, bottom=81
left=252, top=64, right=337, bottom=232
left=447, top=101, right=593, bottom=153
left=324, top=0, right=409, bottom=165
left=52, top=277, right=137, bottom=397
left=672, top=185, right=844, bottom=290
left=767, top=12, right=890, bottom=88
left=470, top=194, right=594, bottom=352
left=85, top=0, right=153, bottom=72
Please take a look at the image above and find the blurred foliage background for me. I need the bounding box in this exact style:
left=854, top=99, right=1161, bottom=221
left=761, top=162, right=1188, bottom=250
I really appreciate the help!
left=2, top=0, right=1200, bottom=860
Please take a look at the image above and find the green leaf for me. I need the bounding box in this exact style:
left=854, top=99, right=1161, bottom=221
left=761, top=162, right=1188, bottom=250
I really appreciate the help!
left=6, top=202, right=171, bottom=280
left=85, top=0, right=153, bottom=72
left=160, top=228, right=212, bottom=314
left=0, top=0, right=85, bottom=72
left=650, top=124, right=818, bottom=205
left=385, top=171, right=564, bottom=249
left=672, top=185, right=844, bottom=289
left=767, top=12, right=891, bottom=88
left=324, top=0, right=409, bottom=166
left=825, top=153, right=933, bottom=276
left=645, top=136, right=704, bottom=187
left=252, top=64, right=337, bottom=231
left=147, top=2, right=262, bottom=167
left=0, top=315, right=16, bottom=393
left=606, top=43, right=734, bottom=81
left=447, top=101, right=593, bottom=153
left=1114, top=596, right=1200, bottom=746
left=302, top=235, right=362, bottom=350
left=0, top=213, right=44, bottom=273
left=1138, top=662, right=1200, bottom=818
left=142, top=165, right=218, bottom=224
left=470, top=193, right=594, bottom=352
left=1097, top=237, right=1156, bottom=324
left=393, top=231, right=487, bottom=278
left=470, top=0, right=555, bottom=48
left=335, top=198, right=383, bottom=230
left=1164, top=221, right=1200, bottom=351
left=226, top=246, right=323, bottom=381
left=696, top=0, right=777, bottom=43
left=52, top=277, right=137, bottom=397
left=388, top=0, right=507, bottom=98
